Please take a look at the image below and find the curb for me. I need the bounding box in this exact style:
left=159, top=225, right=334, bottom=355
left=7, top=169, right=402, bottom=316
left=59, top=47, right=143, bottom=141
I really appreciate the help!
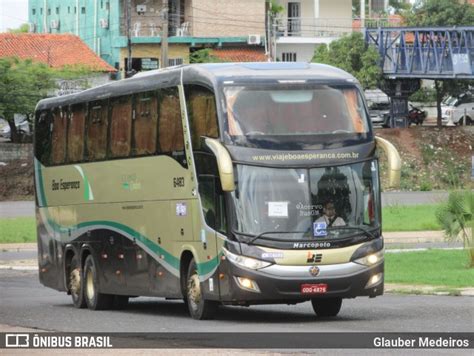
left=385, top=283, right=474, bottom=297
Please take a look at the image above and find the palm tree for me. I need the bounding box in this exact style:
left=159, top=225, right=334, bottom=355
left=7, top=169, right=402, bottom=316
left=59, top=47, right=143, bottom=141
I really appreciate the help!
left=436, top=191, right=474, bottom=267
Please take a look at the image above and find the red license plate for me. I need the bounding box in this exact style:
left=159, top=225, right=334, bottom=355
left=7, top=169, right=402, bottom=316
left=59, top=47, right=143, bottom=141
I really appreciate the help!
left=301, top=283, right=327, bottom=294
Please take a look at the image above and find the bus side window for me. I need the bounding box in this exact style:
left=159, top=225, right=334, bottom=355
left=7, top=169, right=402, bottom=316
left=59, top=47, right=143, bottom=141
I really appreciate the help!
left=67, top=104, right=86, bottom=163
left=35, top=110, right=52, bottom=166
left=86, top=100, right=108, bottom=161
left=109, top=96, right=132, bottom=158
left=158, top=87, right=186, bottom=167
left=51, top=107, right=67, bottom=165
left=133, top=91, right=158, bottom=156
left=185, top=85, right=219, bottom=150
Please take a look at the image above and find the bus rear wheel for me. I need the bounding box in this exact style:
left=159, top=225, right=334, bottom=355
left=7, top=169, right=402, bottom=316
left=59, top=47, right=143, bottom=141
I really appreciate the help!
left=69, top=256, right=86, bottom=308
left=186, top=258, right=217, bottom=320
left=84, top=255, right=113, bottom=310
left=311, top=297, right=342, bottom=317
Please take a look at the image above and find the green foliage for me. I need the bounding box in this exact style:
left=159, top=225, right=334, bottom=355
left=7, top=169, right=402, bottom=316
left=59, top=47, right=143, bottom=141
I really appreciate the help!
left=436, top=191, right=473, bottom=267
left=270, top=0, right=284, bottom=15
left=189, top=49, right=220, bottom=64
left=8, top=23, right=29, bottom=33
left=405, top=0, right=474, bottom=27
left=312, top=33, right=381, bottom=89
left=388, top=0, right=410, bottom=14
left=0, top=57, right=55, bottom=120
left=409, top=87, right=436, bottom=103
left=385, top=249, right=474, bottom=287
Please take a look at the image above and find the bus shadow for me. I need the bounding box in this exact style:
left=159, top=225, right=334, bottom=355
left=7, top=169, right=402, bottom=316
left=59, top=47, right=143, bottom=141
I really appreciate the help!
left=116, top=299, right=366, bottom=323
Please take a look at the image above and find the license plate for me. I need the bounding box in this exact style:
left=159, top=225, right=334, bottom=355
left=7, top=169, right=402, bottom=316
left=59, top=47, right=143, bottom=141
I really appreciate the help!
left=301, top=283, right=327, bottom=294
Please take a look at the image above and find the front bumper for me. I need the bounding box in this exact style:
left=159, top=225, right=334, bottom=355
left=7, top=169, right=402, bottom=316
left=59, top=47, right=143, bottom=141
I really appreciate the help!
left=218, top=259, right=384, bottom=304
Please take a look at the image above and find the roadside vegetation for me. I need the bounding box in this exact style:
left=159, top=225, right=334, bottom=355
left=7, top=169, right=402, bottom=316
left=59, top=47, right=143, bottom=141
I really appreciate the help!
left=436, top=190, right=473, bottom=267
left=385, top=249, right=474, bottom=287
left=383, top=204, right=441, bottom=232
left=0, top=217, right=36, bottom=244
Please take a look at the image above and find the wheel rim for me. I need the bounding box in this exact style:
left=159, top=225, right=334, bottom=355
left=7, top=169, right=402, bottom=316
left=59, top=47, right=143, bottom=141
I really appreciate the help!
left=187, top=273, right=201, bottom=312
left=69, top=268, right=81, bottom=298
left=86, top=269, right=95, bottom=301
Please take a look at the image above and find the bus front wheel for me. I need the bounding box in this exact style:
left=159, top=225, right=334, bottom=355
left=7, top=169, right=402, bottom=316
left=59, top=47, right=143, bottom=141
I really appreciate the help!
left=83, top=255, right=113, bottom=310
left=311, top=297, right=342, bottom=317
left=186, top=258, right=217, bottom=320
left=69, top=256, right=86, bottom=308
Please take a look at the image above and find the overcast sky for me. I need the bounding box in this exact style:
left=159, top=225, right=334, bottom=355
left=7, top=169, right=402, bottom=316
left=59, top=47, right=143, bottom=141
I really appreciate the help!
left=0, top=0, right=29, bottom=32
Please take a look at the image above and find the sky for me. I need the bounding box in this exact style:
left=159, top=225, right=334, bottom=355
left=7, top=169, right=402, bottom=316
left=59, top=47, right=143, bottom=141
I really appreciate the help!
left=0, top=0, right=29, bottom=32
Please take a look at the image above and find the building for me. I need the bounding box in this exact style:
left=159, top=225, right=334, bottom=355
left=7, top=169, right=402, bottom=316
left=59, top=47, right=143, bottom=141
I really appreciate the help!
left=273, top=0, right=353, bottom=62
left=0, top=33, right=116, bottom=93
left=28, top=0, right=267, bottom=77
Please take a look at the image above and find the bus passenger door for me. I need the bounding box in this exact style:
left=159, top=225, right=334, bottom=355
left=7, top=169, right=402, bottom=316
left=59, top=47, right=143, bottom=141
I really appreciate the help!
left=196, top=173, right=225, bottom=300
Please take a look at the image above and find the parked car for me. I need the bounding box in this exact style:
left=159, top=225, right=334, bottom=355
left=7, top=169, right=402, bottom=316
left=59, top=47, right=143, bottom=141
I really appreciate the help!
left=0, top=120, right=31, bottom=140
left=365, top=89, right=390, bottom=127
left=368, top=101, right=391, bottom=127
left=441, top=92, right=474, bottom=125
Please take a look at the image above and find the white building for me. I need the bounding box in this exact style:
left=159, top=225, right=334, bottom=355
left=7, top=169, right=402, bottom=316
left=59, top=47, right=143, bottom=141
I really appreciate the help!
left=273, top=0, right=353, bottom=62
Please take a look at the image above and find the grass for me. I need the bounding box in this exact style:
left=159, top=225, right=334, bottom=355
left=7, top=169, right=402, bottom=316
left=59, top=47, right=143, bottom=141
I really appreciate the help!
left=0, top=217, right=36, bottom=243
left=382, top=204, right=442, bottom=232
left=385, top=249, right=474, bottom=288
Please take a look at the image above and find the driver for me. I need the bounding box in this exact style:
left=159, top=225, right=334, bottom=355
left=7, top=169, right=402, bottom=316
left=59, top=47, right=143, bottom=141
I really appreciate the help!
left=315, top=200, right=346, bottom=227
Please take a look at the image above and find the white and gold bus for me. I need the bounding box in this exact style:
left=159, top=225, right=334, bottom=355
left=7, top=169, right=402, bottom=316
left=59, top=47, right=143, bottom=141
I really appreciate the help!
left=34, top=63, right=401, bottom=319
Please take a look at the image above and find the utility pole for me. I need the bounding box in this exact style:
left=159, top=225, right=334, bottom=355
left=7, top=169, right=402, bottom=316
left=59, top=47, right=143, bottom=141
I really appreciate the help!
left=266, top=10, right=273, bottom=61
left=160, top=1, right=169, bottom=69
left=126, top=0, right=132, bottom=76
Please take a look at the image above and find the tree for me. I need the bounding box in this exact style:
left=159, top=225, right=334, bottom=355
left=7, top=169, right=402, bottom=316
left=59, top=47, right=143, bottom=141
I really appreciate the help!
left=0, top=58, right=96, bottom=142
left=189, top=49, right=220, bottom=64
left=8, top=24, right=29, bottom=34
left=403, top=0, right=474, bottom=126
left=436, top=191, right=473, bottom=268
left=312, top=32, right=382, bottom=89
left=0, top=58, right=56, bottom=143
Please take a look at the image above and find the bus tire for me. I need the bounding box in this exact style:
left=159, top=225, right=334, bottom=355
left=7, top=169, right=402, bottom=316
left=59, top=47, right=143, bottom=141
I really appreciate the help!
left=186, top=258, right=218, bottom=320
left=311, top=297, right=342, bottom=317
left=69, top=256, right=86, bottom=309
left=83, top=255, right=113, bottom=310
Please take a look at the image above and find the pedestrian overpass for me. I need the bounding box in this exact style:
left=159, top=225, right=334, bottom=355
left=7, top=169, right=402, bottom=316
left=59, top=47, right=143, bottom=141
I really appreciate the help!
left=364, top=26, right=474, bottom=126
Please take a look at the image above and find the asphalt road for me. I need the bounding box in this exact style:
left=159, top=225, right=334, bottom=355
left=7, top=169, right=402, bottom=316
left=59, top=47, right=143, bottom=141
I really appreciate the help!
left=0, top=191, right=453, bottom=219
left=1, top=269, right=472, bottom=334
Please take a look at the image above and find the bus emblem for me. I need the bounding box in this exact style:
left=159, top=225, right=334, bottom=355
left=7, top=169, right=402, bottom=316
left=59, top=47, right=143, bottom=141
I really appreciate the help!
left=309, top=266, right=320, bottom=277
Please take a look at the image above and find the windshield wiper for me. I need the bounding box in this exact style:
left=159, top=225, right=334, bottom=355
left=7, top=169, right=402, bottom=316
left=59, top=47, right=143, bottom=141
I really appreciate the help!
left=235, top=230, right=308, bottom=246
left=326, top=225, right=379, bottom=240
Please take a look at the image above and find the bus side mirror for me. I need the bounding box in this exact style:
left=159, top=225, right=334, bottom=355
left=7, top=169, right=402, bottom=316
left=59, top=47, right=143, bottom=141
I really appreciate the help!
left=375, top=136, right=401, bottom=189
left=204, top=138, right=236, bottom=192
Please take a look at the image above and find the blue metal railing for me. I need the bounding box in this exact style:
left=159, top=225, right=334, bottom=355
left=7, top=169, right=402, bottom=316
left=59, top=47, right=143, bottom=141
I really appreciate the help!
left=365, top=27, right=474, bottom=79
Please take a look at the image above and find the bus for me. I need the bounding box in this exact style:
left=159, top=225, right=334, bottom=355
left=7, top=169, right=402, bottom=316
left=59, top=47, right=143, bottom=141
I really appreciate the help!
left=34, top=62, right=401, bottom=320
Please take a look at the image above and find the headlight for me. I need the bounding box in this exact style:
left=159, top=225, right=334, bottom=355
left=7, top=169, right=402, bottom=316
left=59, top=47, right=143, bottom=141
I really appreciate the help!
left=354, top=250, right=384, bottom=266
left=223, top=248, right=272, bottom=270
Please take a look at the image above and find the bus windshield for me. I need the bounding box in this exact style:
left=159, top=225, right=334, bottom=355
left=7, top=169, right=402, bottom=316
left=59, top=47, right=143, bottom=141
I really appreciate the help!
left=230, top=160, right=380, bottom=242
left=223, top=84, right=370, bottom=149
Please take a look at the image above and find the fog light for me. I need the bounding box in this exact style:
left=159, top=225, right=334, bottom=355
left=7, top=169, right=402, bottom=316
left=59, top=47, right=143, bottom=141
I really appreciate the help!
left=235, top=277, right=260, bottom=293
left=365, top=272, right=383, bottom=288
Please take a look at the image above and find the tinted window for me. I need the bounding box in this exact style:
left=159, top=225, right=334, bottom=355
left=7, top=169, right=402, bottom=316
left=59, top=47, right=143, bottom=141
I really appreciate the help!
left=158, top=88, right=185, bottom=164
left=51, top=108, right=67, bottom=165
left=34, top=111, right=52, bottom=165
left=110, top=96, right=132, bottom=158
left=133, top=91, right=158, bottom=156
left=186, top=85, right=219, bottom=150
left=86, top=100, right=108, bottom=161
left=67, top=104, right=86, bottom=163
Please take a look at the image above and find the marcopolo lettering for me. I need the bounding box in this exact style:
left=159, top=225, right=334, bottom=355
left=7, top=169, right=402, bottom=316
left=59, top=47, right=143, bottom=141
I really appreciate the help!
left=293, top=242, right=331, bottom=249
